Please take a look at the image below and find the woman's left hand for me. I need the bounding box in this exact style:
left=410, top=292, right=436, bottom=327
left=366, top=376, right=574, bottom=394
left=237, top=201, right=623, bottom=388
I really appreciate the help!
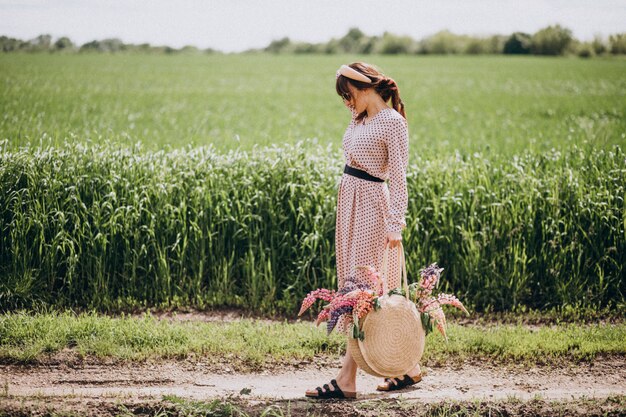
left=385, top=232, right=402, bottom=248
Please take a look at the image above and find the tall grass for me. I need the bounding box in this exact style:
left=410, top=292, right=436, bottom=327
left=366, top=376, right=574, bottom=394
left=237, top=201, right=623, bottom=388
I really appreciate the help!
left=0, top=139, right=624, bottom=314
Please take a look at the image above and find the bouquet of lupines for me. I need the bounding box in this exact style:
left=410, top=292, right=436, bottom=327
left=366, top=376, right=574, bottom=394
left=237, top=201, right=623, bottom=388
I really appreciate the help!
left=298, top=262, right=469, bottom=341
left=407, top=263, right=470, bottom=341
left=297, top=265, right=384, bottom=336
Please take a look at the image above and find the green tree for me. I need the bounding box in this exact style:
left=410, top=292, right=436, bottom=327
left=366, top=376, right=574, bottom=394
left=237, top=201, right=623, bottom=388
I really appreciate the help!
left=418, top=30, right=465, bottom=54
left=265, top=37, right=291, bottom=53
left=54, top=36, right=74, bottom=51
left=28, top=34, right=52, bottom=52
left=357, top=36, right=377, bottom=54
left=100, top=38, right=125, bottom=52
left=375, top=31, right=416, bottom=54
left=530, top=25, right=573, bottom=55
left=338, top=27, right=365, bottom=53
left=465, top=38, right=492, bottom=54
left=609, top=33, right=626, bottom=54
left=292, top=42, right=317, bottom=54
left=79, top=40, right=100, bottom=52
left=486, top=35, right=507, bottom=54
left=576, top=42, right=595, bottom=58
left=80, top=38, right=125, bottom=53
left=503, top=32, right=532, bottom=54
left=179, top=45, right=200, bottom=54
left=591, top=34, right=607, bottom=55
left=0, top=36, right=21, bottom=52
left=324, top=38, right=340, bottom=54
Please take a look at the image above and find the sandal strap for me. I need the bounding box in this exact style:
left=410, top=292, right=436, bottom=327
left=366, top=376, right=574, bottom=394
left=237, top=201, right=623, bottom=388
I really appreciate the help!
left=314, top=381, right=340, bottom=398
left=390, top=376, right=402, bottom=386
left=331, top=379, right=342, bottom=393
left=311, top=379, right=348, bottom=398
left=384, top=375, right=413, bottom=391
left=402, top=374, right=413, bottom=384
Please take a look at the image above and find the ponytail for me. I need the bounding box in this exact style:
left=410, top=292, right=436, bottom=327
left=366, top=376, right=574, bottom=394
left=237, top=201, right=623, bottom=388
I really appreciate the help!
left=374, top=77, right=406, bottom=119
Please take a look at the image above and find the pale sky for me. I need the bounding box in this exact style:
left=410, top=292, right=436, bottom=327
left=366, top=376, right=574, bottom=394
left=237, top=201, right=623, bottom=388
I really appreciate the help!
left=2, top=0, right=625, bottom=53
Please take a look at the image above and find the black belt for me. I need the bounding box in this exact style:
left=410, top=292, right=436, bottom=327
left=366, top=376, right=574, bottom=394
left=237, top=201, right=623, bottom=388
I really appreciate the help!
left=344, top=164, right=384, bottom=182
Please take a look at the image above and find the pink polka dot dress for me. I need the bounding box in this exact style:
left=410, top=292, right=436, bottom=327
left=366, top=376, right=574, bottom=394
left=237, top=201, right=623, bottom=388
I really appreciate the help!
left=335, top=106, right=410, bottom=336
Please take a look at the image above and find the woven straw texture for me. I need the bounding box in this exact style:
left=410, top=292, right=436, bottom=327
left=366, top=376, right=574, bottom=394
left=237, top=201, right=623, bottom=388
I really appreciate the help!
left=347, top=338, right=387, bottom=377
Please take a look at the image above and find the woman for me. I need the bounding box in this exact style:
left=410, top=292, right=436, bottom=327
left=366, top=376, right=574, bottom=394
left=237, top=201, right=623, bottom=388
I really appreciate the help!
left=305, top=62, right=422, bottom=399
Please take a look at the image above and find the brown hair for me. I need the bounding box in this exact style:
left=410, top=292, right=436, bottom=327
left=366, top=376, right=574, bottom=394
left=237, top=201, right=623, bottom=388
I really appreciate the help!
left=335, top=61, right=406, bottom=123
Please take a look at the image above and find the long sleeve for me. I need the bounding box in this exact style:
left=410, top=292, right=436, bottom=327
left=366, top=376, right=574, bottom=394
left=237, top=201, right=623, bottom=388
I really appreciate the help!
left=385, top=117, right=409, bottom=233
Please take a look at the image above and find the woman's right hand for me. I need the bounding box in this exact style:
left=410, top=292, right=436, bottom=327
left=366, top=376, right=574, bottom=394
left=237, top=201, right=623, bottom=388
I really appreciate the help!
left=385, top=231, right=402, bottom=248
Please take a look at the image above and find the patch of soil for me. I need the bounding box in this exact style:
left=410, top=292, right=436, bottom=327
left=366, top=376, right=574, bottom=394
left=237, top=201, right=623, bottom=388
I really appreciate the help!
left=125, top=306, right=285, bottom=324
left=1, top=346, right=341, bottom=375
left=2, top=357, right=624, bottom=405
left=102, top=306, right=625, bottom=328
left=1, top=394, right=625, bottom=417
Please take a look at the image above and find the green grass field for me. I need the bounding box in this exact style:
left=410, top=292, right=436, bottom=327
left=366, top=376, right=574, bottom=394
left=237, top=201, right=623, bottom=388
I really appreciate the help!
left=1, top=51, right=625, bottom=417
left=0, top=53, right=624, bottom=317
left=2, top=53, right=625, bottom=156
left=1, top=310, right=624, bottom=368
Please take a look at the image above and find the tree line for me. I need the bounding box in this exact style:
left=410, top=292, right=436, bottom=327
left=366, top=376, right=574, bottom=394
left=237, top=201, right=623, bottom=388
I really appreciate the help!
left=0, top=34, right=220, bottom=54
left=262, top=26, right=626, bottom=57
left=2, top=25, right=626, bottom=57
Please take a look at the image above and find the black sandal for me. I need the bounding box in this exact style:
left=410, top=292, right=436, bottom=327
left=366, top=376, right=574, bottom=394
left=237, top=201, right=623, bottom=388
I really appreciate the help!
left=305, top=379, right=357, bottom=399
left=376, top=373, right=422, bottom=391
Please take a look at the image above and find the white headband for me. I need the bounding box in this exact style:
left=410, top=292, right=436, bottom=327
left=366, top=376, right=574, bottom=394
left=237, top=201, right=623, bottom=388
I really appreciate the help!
left=335, top=64, right=372, bottom=83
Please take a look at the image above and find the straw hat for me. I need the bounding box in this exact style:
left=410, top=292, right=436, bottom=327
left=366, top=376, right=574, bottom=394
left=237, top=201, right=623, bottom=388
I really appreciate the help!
left=348, top=242, right=425, bottom=377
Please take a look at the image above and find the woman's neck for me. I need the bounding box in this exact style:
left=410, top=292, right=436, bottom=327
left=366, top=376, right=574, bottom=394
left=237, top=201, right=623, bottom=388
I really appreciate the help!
left=365, top=98, right=389, bottom=119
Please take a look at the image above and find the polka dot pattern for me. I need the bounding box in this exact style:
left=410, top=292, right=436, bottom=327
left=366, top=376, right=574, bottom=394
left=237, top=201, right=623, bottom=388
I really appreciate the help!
left=335, top=106, right=410, bottom=336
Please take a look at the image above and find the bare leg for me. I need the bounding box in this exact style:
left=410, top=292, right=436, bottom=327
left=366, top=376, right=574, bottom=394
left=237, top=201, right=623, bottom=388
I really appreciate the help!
left=380, top=363, right=422, bottom=388
left=404, top=363, right=421, bottom=378
left=306, top=343, right=358, bottom=395
left=334, top=343, right=358, bottom=392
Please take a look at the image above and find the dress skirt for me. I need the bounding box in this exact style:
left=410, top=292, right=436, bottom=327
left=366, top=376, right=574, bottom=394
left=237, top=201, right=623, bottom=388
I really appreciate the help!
left=334, top=172, right=403, bottom=336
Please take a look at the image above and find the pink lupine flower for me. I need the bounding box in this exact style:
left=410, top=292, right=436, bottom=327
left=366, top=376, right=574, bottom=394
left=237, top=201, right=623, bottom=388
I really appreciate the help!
left=328, top=294, right=354, bottom=310
left=342, top=288, right=364, bottom=299
left=418, top=296, right=438, bottom=313
left=419, top=263, right=444, bottom=295
left=430, top=306, right=448, bottom=341
left=298, top=288, right=336, bottom=316
left=353, top=291, right=376, bottom=319
left=420, top=276, right=433, bottom=289
left=315, top=308, right=330, bottom=326
left=437, top=293, right=469, bottom=315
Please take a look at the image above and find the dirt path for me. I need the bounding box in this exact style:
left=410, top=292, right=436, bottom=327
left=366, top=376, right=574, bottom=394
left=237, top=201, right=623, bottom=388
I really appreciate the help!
left=2, top=357, right=624, bottom=403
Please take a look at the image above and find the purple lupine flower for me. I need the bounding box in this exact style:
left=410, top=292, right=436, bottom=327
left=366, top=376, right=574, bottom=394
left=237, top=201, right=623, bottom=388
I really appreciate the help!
left=420, top=263, right=444, bottom=279
left=338, top=279, right=359, bottom=295
left=339, top=274, right=376, bottom=296
left=327, top=305, right=353, bottom=335
left=419, top=263, right=444, bottom=293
